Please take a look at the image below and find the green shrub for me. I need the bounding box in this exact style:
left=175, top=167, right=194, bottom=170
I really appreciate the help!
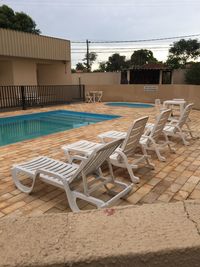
left=185, top=63, right=200, bottom=85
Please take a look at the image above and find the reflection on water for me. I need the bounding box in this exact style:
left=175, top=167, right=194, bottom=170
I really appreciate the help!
left=0, top=110, right=119, bottom=146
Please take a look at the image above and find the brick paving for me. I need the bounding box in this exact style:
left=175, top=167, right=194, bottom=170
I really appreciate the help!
left=0, top=102, right=200, bottom=218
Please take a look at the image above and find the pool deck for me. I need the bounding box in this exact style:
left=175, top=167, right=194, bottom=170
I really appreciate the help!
left=0, top=102, right=200, bottom=218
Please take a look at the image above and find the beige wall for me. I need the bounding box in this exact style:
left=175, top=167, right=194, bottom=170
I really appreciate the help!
left=0, top=29, right=72, bottom=86
left=72, top=70, right=189, bottom=86
left=0, top=61, right=13, bottom=85
left=0, top=58, right=72, bottom=86
left=0, top=28, right=70, bottom=61
left=85, top=84, right=200, bottom=109
left=37, top=62, right=72, bottom=85
left=12, top=60, right=37, bottom=85
left=72, top=72, right=121, bottom=85
left=173, top=69, right=187, bottom=84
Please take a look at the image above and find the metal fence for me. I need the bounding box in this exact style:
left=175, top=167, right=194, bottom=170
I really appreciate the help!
left=0, top=85, right=85, bottom=110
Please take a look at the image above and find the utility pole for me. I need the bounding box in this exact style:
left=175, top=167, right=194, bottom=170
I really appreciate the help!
left=86, top=39, right=90, bottom=72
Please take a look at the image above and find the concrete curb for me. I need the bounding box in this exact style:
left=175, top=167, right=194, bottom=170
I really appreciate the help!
left=0, top=201, right=200, bottom=267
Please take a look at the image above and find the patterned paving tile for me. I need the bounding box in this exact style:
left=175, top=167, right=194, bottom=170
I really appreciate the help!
left=0, top=102, right=200, bottom=218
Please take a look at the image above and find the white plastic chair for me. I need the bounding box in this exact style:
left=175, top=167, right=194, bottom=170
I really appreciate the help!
left=140, top=109, right=175, bottom=161
left=62, top=116, right=155, bottom=183
left=85, top=92, right=93, bottom=103
left=96, top=91, right=103, bottom=102
left=12, top=139, right=133, bottom=212
left=163, top=103, right=194, bottom=145
left=98, top=109, right=174, bottom=162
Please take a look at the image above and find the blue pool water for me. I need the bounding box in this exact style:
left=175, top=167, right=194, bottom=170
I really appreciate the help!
left=106, top=102, right=154, bottom=108
left=0, top=110, right=120, bottom=146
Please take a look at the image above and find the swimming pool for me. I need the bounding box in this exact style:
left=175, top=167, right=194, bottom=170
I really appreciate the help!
left=0, top=110, right=120, bottom=146
left=106, top=102, right=154, bottom=108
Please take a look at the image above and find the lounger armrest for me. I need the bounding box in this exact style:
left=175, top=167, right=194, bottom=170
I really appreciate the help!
left=114, top=148, right=138, bottom=168
left=166, top=119, right=179, bottom=125
left=113, top=148, right=126, bottom=161
left=35, top=169, right=65, bottom=182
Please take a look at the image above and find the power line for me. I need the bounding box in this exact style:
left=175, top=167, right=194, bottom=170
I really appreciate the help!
left=72, top=50, right=169, bottom=54
left=72, top=33, right=200, bottom=43
left=72, top=46, right=170, bottom=51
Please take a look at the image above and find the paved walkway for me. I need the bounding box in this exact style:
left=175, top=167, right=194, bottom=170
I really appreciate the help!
left=0, top=103, right=200, bottom=218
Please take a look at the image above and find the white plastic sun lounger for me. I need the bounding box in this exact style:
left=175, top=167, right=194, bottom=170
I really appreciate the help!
left=62, top=116, right=155, bottom=183
left=98, top=109, right=174, bottom=162
left=12, top=139, right=133, bottom=212
left=162, top=103, right=194, bottom=145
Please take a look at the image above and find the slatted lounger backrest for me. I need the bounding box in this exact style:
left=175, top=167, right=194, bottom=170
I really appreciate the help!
left=72, top=139, right=123, bottom=181
left=121, top=116, right=149, bottom=156
left=150, top=109, right=171, bottom=142
left=177, top=103, right=194, bottom=130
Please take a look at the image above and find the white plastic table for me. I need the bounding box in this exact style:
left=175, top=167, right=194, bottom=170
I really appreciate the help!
left=163, top=100, right=186, bottom=116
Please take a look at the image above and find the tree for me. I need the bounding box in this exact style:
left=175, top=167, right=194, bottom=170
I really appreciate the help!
left=71, top=68, right=76, bottom=73
left=166, top=39, right=200, bottom=69
left=166, top=55, right=182, bottom=69
left=130, top=49, right=157, bottom=66
left=0, top=5, right=40, bottom=34
left=106, top=53, right=127, bottom=71
left=83, top=52, right=97, bottom=71
left=185, top=62, right=200, bottom=85
left=0, top=5, right=15, bottom=29
left=96, top=62, right=107, bottom=72
left=14, top=12, right=40, bottom=34
left=75, top=52, right=97, bottom=72
left=75, top=63, right=87, bottom=72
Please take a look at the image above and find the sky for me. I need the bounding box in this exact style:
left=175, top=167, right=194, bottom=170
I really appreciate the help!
left=1, top=0, right=200, bottom=69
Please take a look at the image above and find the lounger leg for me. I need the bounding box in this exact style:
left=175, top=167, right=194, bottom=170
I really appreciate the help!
left=141, top=145, right=155, bottom=169
left=104, top=160, right=132, bottom=196
left=112, top=151, right=140, bottom=183
left=124, top=162, right=140, bottom=183
left=63, top=174, right=108, bottom=211
left=154, top=146, right=166, bottom=161
left=107, top=160, right=115, bottom=181
left=178, top=130, right=190, bottom=145
left=63, top=149, right=73, bottom=163
left=11, top=168, right=36, bottom=194
left=185, top=123, right=195, bottom=139
left=145, top=139, right=166, bottom=161
left=148, top=138, right=166, bottom=161
left=163, top=132, right=176, bottom=153
left=62, top=181, right=81, bottom=212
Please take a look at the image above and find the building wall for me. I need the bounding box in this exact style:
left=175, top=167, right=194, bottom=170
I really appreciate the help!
left=173, top=69, right=187, bottom=84
left=12, top=60, right=37, bottom=85
left=85, top=84, right=200, bottom=109
left=72, top=70, right=189, bottom=86
left=37, top=62, right=72, bottom=85
left=0, top=29, right=70, bottom=61
left=0, top=61, right=13, bottom=85
left=72, top=72, right=121, bottom=85
left=0, top=29, right=72, bottom=86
